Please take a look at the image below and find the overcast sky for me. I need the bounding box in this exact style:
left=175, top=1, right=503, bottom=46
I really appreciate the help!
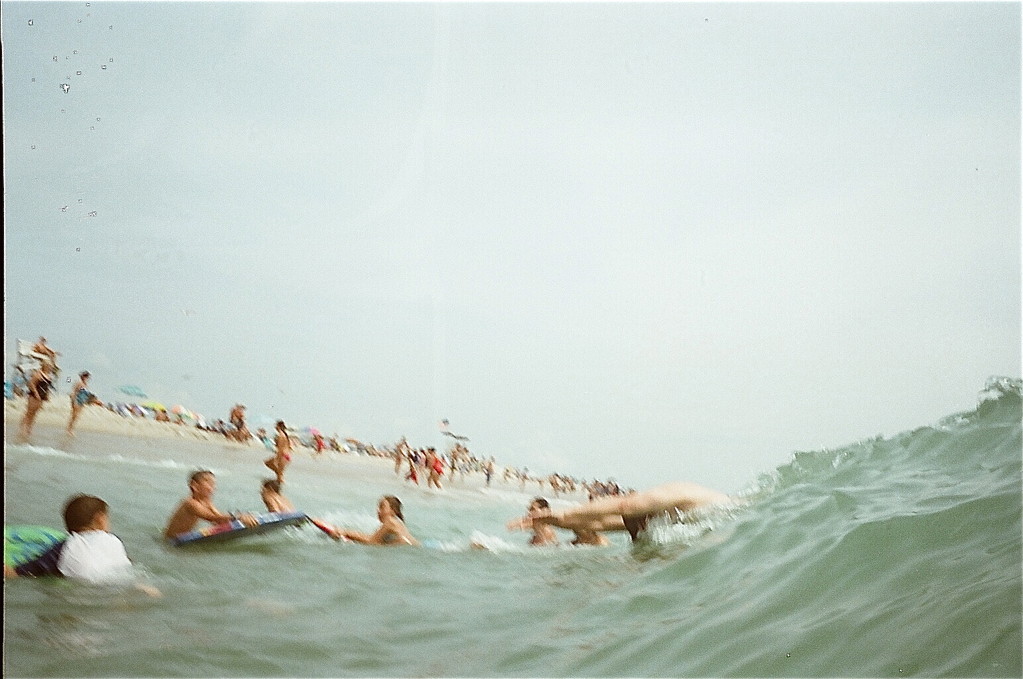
left=4, top=2, right=1019, bottom=493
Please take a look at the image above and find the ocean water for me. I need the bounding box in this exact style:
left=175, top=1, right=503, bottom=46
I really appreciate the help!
left=4, top=378, right=1021, bottom=677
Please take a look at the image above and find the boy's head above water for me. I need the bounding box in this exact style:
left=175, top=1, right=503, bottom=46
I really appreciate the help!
left=63, top=494, right=109, bottom=532
left=188, top=469, right=216, bottom=497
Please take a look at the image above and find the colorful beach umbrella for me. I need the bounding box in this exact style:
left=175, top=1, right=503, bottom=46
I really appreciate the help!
left=140, top=401, right=166, bottom=411
left=118, top=385, right=147, bottom=398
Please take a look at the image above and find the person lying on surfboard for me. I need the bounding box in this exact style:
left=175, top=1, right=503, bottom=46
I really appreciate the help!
left=164, top=470, right=258, bottom=540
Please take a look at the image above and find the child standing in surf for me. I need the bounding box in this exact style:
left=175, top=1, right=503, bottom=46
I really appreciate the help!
left=264, top=420, right=292, bottom=484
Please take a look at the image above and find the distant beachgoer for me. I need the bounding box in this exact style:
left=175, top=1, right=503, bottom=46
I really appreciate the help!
left=394, top=438, right=408, bottom=476
left=31, top=336, right=59, bottom=362
left=508, top=481, right=732, bottom=542
left=256, top=428, right=273, bottom=450
left=18, top=361, right=55, bottom=440
left=337, top=496, right=420, bottom=546
left=405, top=454, right=420, bottom=485
left=484, top=458, right=495, bottom=487
left=229, top=404, right=248, bottom=443
left=264, top=420, right=292, bottom=484
left=164, top=470, right=258, bottom=540
left=66, top=371, right=101, bottom=436
left=426, top=447, right=443, bottom=490
left=525, top=498, right=558, bottom=546
left=5, top=494, right=161, bottom=596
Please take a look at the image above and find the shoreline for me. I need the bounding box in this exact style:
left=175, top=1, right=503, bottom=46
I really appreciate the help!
left=4, top=397, right=590, bottom=503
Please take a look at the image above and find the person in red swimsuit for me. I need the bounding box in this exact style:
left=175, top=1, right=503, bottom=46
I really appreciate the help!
left=264, top=420, right=292, bottom=484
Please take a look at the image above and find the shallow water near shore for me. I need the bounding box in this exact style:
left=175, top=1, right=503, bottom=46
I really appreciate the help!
left=4, top=380, right=1022, bottom=677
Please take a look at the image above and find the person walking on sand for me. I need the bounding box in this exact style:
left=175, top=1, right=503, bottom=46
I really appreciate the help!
left=18, top=361, right=55, bottom=441
left=66, top=371, right=101, bottom=436
left=164, top=470, right=258, bottom=540
left=229, top=404, right=248, bottom=443
left=394, top=438, right=409, bottom=476
left=264, top=420, right=292, bottom=484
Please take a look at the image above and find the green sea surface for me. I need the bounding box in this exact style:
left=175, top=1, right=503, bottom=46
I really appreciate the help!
left=4, top=379, right=1021, bottom=677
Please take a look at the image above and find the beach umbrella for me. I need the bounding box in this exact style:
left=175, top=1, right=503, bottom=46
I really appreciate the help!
left=171, top=405, right=195, bottom=419
left=140, top=401, right=166, bottom=411
left=251, top=413, right=278, bottom=427
left=118, top=385, right=147, bottom=398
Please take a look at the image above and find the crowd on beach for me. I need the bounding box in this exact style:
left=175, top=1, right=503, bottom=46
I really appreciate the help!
left=6, top=336, right=630, bottom=501
left=6, top=335, right=736, bottom=592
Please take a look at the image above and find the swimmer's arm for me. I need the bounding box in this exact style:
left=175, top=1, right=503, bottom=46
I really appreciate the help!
left=185, top=499, right=258, bottom=527
left=346, top=520, right=419, bottom=546
left=510, top=510, right=626, bottom=534
left=134, top=583, right=162, bottom=597
left=184, top=499, right=234, bottom=523
left=340, top=529, right=373, bottom=544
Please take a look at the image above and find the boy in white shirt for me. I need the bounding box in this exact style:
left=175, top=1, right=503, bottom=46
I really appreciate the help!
left=5, top=494, right=160, bottom=596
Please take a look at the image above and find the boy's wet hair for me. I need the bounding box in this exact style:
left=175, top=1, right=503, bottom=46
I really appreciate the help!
left=189, top=469, right=214, bottom=484
left=531, top=497, right=550, bottom=510
left=63, top=494, right=108, bottom=532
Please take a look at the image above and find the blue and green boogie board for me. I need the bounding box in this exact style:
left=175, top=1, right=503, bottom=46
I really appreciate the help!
left=5, top=525, right=67, bottom=568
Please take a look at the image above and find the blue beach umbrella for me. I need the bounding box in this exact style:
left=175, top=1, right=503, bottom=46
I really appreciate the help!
left=118, top=385, right=147, bottom=398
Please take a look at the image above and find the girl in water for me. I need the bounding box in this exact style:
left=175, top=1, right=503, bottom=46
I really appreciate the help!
left=339, top=496, right=419, bottom=546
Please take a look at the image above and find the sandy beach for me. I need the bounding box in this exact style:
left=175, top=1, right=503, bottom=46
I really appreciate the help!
left=4, top=396, right=588, bottom=501
left=6, top=397, right=230, bottom=444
